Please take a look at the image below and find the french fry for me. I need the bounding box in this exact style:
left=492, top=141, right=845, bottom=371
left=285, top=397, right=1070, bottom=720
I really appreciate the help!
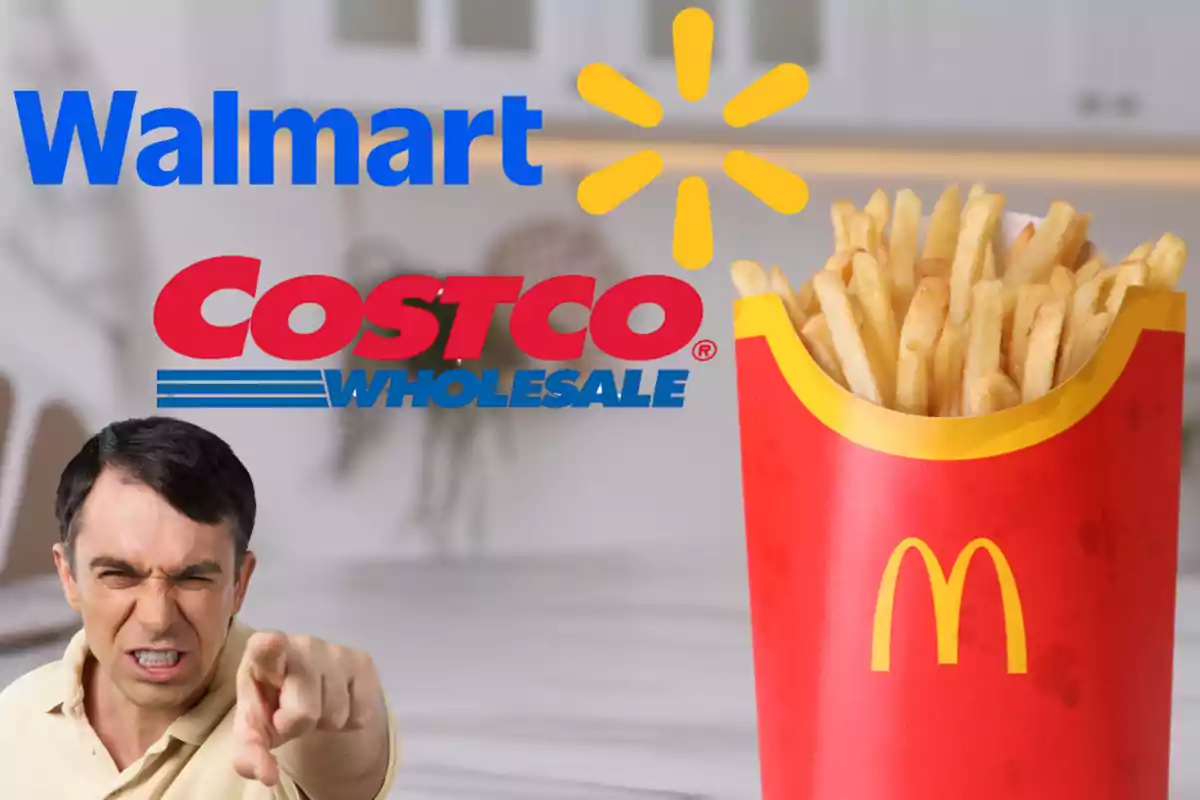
left=1073, top=267, right=1119, bottom=321
left=1022, top=299, right=1066, bottom=402
left=849, top=211, right=880, bottom=256
left=983, top=242, right=998, bottom=280
left=731, top=260, right=770, bottom=297
left=848, top=293, right=866, bottom=329
left=1007, top=284, right=1055, bottom=386
left=846, top=216, right=878, bottom=296
left=933, top=323, right=968, bottom=417
left=1059, top=212, right=1092, bottom=269
left=970, top=370, right=1021, bottom=416
left=876, top=241, right=892, bottom=275
left=769, top=266, right=808, bottom=332
left=826, top=253, right=856, bottom=297
left=1049, top=265, right=1075, bottom=302
left=964, top=281, right=1003, bottom=417
left=865, top=189, right=891, bottom=241
left=800, top=314, right=847, bottom=389
left=1105, top=260, right=1149, bottom=317
left=1007, top=201, right=1076, bottom=285
left=1125, top=241, right=1154, bottom=263
left=824, top=249, right=858, bottom=283
left=962, top=280, right=1005, bottom=414
left=917, top=258, right=951, bottom=281
left=967, top=183, right=988, bottom=204
left=896, top=347, right=931, bottom=416
left=796, top=281, right=818, bottom=316
left=948, top=193, right=1006, bottom=324
left=923, top=185, right=962, bottom=262
left=832, top=200, right=855, bottom=252
left=1075, top=240, right=1097, bottom=267
left=890, top=189, right=922, bottom=321
left=852, top=252, right=900, bottom=405
left=812, top=271, right=883, bottom=404
left=1059, top=312, right=1112, bottom=385
left=1009, top=222, right=1036, bottom=270
left=1147, top=233, right=1186, bottom=289
left=899, top=277, right=950, bottom=355
left=1059, top=267, right=1118, bottom=384
left=1075, top=256, right=1106, bottom=284
left=1000, top=284, right=1019, bottom=369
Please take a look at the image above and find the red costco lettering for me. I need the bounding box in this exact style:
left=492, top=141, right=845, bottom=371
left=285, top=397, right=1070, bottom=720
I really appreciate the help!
left=252, top=274, right=363, bottom=361
left=439, top=276, right=524, bottom=359
left=153, top=256, right=704, bottom=362
left=355, top=274, right=443, bottom=360
left=588, top=274, right=701, bottom=361
left=506, top=274, right=594, bottom=361
left=153, top=255, right=260, bottom=359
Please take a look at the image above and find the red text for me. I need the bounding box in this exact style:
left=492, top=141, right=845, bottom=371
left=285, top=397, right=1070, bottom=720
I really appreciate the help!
left=153, top=255, right=705, bottom=362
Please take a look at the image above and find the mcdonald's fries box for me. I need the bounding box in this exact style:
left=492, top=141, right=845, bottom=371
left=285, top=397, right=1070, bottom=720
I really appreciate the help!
left=733, top=279, right=1186, bottom=799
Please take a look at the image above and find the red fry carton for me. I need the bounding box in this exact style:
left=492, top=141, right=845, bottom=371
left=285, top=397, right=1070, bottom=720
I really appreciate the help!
left=733, top=279, right=1186, bottom=800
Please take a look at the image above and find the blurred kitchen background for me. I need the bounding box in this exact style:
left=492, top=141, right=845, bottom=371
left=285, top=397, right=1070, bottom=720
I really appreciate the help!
left=3, top=0, right=1200, bottom=797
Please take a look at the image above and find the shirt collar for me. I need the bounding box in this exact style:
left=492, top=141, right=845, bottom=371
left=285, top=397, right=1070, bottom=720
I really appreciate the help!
left=44, top=619, right=255, bottom=746
left=42, top=626, right=88, bottom=715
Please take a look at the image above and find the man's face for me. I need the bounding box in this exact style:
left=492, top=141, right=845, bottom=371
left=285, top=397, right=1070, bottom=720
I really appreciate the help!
left=52, top=469, right=256, bottom=711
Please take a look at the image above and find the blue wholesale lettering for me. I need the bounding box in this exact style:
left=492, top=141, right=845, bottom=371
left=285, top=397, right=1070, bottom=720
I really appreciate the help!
left=325, top=369, right=690, bottom=409
left=13, top=90, right=543, bottom=187
left=153, top=368, right=690, bottom=409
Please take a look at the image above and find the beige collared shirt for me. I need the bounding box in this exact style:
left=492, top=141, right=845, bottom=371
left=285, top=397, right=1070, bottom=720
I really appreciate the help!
left=0, top=620, right=399, bottom=799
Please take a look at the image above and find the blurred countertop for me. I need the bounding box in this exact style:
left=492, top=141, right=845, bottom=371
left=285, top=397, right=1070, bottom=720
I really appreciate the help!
left=3, top=542, right=1199, bottom=799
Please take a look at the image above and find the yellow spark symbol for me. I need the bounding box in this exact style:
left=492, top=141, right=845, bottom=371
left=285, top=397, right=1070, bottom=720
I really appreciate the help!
left=576, top=7, right=809, bottom=271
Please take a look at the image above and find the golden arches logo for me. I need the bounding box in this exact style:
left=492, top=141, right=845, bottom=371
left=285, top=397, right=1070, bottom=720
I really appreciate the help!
left=871, top=537, right=1028, bottom=674
left=575, top=7, right=810, bottom=271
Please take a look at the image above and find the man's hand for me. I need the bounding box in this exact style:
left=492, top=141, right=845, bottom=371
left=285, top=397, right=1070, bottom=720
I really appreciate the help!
left=232, top=631, right=385, bottom=787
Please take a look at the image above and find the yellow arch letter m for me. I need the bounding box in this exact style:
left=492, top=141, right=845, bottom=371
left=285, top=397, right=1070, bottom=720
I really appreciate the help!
left=871, top=537, right=1028, bottom=674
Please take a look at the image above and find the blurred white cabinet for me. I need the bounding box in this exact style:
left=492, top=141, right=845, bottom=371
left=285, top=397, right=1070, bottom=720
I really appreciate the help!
left=878, top=0, right=1076, bottom=133
left=273, top=0, right=585, bottom=113
left=1069, top=0, right=1200, bottom=137
left=253, top=0, right=1200, bottom=141
left=1059, top=0, right=1155, bottom=136
left=880, top=0, right=1200, bottom=139
left=572, top=0, right=881, bottom=129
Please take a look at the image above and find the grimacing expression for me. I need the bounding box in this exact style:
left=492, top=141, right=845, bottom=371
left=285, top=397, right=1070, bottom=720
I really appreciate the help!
left=52, top=469, right=255, bottom=711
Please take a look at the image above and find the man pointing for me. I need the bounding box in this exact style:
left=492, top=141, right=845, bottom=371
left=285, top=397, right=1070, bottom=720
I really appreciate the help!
left=0, top=416, right=398, bottom=799
left=232, top=630, right=393, bottom=791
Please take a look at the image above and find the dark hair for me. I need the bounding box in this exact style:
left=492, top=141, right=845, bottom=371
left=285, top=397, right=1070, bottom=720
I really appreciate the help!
left=55, top=416, right=256, bottom=567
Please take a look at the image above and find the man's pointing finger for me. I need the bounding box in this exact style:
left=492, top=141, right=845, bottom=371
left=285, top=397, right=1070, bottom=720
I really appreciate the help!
left=241, top=631, right=290, bottom=687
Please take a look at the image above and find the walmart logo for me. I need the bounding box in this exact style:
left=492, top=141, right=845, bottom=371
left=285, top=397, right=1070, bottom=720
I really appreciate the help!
left=576, top=7, right=809, bottom=271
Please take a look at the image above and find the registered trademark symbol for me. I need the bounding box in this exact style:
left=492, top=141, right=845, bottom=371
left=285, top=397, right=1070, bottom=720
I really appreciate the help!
left=692, top=339, right=717, bottom=361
